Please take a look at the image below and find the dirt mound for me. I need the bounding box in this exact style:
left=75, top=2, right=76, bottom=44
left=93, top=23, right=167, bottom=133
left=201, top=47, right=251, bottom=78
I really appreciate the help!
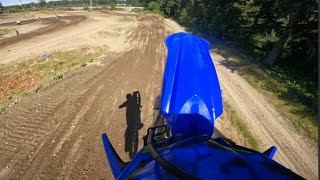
left=0, top=19, right=39, bottom=27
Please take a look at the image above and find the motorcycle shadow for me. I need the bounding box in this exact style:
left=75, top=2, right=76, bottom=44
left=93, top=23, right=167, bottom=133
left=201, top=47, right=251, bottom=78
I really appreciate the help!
left=119, top=91, right=143, bottom=159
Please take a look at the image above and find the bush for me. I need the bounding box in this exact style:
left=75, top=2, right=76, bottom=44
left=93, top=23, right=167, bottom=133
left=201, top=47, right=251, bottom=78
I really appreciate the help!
left=147, top=1, right=160, bottom=12
left=39, top=0, right=46, bottom=7
left=110, top=3, right=116, bottom=10
left=178, top=8, right=191, bottom=26
left=131, top=8, right=163, bottom=16
left=0, top=2, right=3, bottom=14
left=131, top=0, right=142, bottom=7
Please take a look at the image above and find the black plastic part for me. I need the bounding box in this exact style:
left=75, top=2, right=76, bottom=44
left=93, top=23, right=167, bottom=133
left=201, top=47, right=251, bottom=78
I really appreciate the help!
left=146, top=127, right=200, bottom=180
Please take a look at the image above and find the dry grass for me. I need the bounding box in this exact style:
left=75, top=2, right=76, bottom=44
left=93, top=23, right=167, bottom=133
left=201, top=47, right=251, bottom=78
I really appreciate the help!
left=119, top=16, right=135, bottom=22
left=0, top=71, right=41, bottom=102
left=0, top=47, right=105, bottom=112
left=0, top=28, right=15, bottom=38
left=97, top=26, right=131, bottom=37
left=213, top=46, right=318, bottom=142
left=219, top=101, right=260, bottom=150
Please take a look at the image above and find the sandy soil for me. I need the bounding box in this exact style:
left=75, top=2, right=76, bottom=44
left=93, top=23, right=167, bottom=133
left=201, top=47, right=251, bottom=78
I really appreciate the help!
left=0, top=11, right=137, bottom=65
left=0, top=23, right=48, bottom=39
left=0, top=11, right=317, bottom=179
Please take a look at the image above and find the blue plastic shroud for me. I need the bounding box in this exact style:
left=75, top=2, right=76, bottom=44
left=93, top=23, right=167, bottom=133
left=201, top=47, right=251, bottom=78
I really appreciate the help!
left=160, top=32, right=223, bottom=137
left=102, top=134, right=303, bottom=179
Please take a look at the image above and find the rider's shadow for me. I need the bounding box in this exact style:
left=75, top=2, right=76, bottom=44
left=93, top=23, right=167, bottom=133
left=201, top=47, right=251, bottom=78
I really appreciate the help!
left=119, top=91, right=143, bottom=159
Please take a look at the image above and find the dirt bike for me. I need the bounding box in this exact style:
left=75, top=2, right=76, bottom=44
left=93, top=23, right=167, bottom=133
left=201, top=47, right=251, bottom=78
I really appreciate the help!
left=102, top=32, right=303, bottom=179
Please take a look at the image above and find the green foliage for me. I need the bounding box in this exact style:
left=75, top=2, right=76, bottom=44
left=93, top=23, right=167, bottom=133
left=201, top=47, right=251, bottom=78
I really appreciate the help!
left=92, top=5, right=123, bottom=11
left=39, top=0, right=46, bottom=7
left=147, top=1, right=160, bottom=12
left=0, top=28, right=13, bottom=37
left=97, top=0, right=109, bottom=5
left=0, top=2, right=3, bottom=14
left=267, top=66, right=317, bottom=114
left=159, top=0, right=181, bottom=18
left=178, top=8, right=191, bottom=26
left=131, top=0, right=142, bottom=6
left=131, top=8, right=143, bottom=13
left=131, top=7, right=163, bottom=16
left=110, top=2, right=116, bottom=10
left=156, top=0, right=317, bottom=80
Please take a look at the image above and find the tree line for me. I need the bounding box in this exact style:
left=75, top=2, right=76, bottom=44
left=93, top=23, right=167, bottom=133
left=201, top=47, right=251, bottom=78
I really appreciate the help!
left=141, top=0, right=317, bottom=83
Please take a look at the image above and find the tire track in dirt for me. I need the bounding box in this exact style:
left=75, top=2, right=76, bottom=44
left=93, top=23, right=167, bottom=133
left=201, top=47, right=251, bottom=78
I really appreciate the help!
left=17, top=53, right=128, bottom=179
left=0, top=13, right=169, bottom=179
left=22, top=82, right=108, bottom=180
left=0, top=56, right=119, bottom=178
left=0, top=97, right=68, bottom=162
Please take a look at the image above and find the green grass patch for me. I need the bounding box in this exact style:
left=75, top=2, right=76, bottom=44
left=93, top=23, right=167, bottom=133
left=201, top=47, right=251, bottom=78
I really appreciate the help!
left=223, top=102, right=260, bottom=150
left=91, top=6, right=124, bottom=11
left=213, top=46, right=318, bottom=142
left=0, top=28, right=14, bottom=38
left=0, top=47, right=105, bottom=113
left=131, top=8, right=163, bottom=17
left=50, top=7, right=74, bottom=11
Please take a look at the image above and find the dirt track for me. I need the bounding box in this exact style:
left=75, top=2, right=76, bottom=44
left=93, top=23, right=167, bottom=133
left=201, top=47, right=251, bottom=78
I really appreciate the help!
left=0, top=13, right=167, bottom=179
left=0, top=12, right=317, bottom=179
left=0, top=16, right=87, bottom=49
left=0, top=11, right=137, bottom=64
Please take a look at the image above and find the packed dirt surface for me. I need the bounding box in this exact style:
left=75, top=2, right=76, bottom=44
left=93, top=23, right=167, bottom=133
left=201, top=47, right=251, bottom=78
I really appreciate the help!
left=0, top=11, right=137, bottom=64
left=0, top=16, right=87, bottom=49
left=0, top=11, right=317, bottom=179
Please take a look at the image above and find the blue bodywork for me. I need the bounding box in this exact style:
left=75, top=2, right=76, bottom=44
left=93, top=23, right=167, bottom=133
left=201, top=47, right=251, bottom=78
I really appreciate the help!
left=160, top=33, right=223, bottom=137
left=102, top=32, right=303, bottom=179
left=102, top=133, right=302, bottom=179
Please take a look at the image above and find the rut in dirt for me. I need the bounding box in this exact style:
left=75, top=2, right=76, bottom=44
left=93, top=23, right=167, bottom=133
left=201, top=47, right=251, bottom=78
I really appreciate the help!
left=0, top=14, right=169, bottom=179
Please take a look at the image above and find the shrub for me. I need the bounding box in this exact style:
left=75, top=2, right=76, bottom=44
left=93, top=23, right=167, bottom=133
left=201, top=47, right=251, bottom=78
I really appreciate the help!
left=147, top=1, right=160, bottom=12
